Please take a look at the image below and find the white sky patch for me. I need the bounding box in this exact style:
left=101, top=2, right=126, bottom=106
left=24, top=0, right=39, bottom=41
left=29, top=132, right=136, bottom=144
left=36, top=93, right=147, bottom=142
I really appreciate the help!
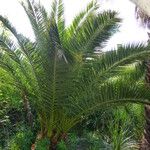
left=0, top=0, right=34, bottom=39
left=100, top=0, right=149, bottom=51
left=0, top=0, right=149, bottom=51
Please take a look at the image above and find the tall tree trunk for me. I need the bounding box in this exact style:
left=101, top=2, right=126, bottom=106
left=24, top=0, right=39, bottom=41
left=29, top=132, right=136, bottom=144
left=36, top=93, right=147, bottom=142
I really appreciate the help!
left=22, top=91, right=33, bottom=127
left=140, top=60, right=150, bottom=149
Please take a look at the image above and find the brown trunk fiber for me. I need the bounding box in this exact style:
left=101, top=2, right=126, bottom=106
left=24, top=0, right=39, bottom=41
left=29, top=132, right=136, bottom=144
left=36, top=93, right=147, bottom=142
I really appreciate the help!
left=49, top=143, right=57, bottom=150
left=140, top=105, right=150, bottom=149
left=22, top=91, right=33, bottom=127
left=49, top=129, right=58, bottom=150
left=49, top=130, right=67, bottom=150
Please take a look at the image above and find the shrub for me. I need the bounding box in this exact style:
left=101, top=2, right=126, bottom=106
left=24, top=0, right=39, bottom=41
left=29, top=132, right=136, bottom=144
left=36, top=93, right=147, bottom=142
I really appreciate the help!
left=36, top=138, right=49, bottom=150
left=8, top=127, right=34, bottom=150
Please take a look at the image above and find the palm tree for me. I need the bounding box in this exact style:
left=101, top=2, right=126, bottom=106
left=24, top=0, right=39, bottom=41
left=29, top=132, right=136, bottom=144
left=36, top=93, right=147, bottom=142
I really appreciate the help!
left=139, top=61, right=150, bottom=149
left=135, top=5, right=150, bottom=29
left=129, top=1, right=150, bottom=148
left=128, top=3, right=150, bottom=143
left=1, top=0, right=150, bottom=149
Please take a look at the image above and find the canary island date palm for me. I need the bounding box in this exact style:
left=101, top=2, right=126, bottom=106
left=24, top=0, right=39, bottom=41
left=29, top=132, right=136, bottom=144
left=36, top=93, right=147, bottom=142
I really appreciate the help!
left=1, top=0, right=150, bottom=149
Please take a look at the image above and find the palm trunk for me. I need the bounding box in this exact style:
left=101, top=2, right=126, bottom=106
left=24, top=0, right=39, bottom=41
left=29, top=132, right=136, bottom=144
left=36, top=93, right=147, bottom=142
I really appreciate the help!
left=140, top=105, right=150, bottom=149
left=49, top=130, right=67, bottom=150
left=140, top=60, right=150, bottom=149
left=22, top=91, right=33, bottom=127
left=49, top=143, right=57, bottom=150
left=48, top=129, right=58, bottom=150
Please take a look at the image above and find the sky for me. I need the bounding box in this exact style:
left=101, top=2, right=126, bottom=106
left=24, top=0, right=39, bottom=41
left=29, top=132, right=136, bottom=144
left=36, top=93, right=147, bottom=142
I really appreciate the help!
left=0, top=0, right=149, bottom=51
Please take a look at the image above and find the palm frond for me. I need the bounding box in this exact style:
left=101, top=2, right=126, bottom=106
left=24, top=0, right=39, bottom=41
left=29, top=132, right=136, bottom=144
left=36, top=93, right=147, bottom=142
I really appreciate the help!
left=80, top=11, right=121, bottom=51
left=57, top=0, right=65, bottom=40
left=70, top=79, right=150, bottom=125
left=0, top=0, right=149, bottom=139
left=116, top=62, right=145, bottom=82
left=64, top=10, right=120, bottom=53
left=92, top=44, right=150, bottom=78
left=67, top=0, right=98, bottom=34
left=0, top=15, right=37, bottom=66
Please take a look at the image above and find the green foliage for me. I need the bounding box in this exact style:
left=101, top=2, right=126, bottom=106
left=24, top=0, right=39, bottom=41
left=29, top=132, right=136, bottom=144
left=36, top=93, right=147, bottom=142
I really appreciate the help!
left=106, top=111, right=136, bottom=150
left=57, top=141, right=68, bottom=150
left=8, top=127, right=34, bottom=150
left=59, top=131, right=135, bottom=150
left=36, top=138, right=50, bottom=150
left=0, top=79, right=23, bottom=148
left=72, top=105, right=144, bottom=149
left=124, top=105, right=145, bottom=140
left=0, top=1, right=150, bottom=148
left=56, top=111, right=140, bottom=150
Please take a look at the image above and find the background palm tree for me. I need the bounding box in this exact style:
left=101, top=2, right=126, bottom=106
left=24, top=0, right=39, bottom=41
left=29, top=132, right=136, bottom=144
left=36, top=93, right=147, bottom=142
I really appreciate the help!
left=134, top=5, right=150, bottom=29
left=130, top=0, right=150, bottom=20
left=1, top=0, right=150, bottom=149
left=139, top=52, right=150, bottom=149
left=129, top=1, right=150, bottom=149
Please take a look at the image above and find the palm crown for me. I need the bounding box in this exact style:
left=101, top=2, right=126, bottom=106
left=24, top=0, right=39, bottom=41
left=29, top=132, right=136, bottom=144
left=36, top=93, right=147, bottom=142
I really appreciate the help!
left=0, top=0, right=150, bottom=143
